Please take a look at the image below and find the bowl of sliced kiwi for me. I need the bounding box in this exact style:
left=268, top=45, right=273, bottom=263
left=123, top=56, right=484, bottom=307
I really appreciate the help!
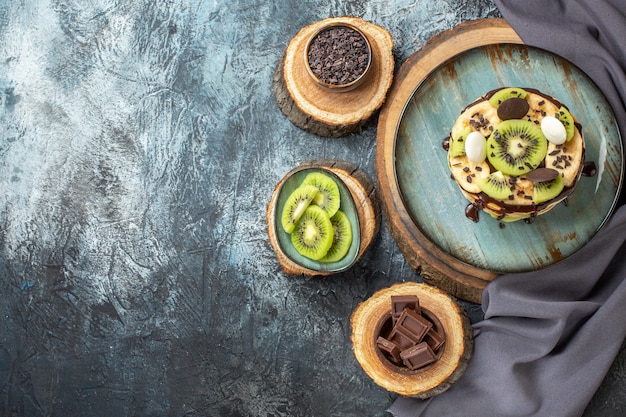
left=267, top=160, right=380, bottom=276
left=274, top=168, right=360, bottom=272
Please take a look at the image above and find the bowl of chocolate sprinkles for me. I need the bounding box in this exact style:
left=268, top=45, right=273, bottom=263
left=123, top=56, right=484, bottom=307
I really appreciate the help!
left=304, top=22, right=372, bottom=92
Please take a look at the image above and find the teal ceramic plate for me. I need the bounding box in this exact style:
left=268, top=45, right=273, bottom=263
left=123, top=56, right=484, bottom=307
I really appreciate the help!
left=275, top=168, right=361, bottom=272
left=395, top=43, right=623, bottom=273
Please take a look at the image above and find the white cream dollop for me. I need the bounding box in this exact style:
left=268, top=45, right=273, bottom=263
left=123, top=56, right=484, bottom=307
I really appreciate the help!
left=465, top=131, right=487, bottom=163
left=541, top=116, right=567, bottom=145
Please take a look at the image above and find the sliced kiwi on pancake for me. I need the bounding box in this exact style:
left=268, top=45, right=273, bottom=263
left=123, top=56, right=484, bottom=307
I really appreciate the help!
left=477, top=171, right=513, bottom=201
left=488, top=87, right=528, bottom=107
left=533, top=174, right=564, bottom=203
left=281, top=184, right=319, bottom=233
left=556, top=106, right=576, bottom=141
left=449, top=126, right=472, bottom=158
left=320, top=210, right=352, bottom=263
left=302, top=172, right=341, bottom=218
left=487, top=119, right=548, bottom=176
left=291, top=205, right=334, bottom=260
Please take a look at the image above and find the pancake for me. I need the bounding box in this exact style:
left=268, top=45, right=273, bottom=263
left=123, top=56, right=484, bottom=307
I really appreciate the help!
left=446, top=87, right=585, bottom=223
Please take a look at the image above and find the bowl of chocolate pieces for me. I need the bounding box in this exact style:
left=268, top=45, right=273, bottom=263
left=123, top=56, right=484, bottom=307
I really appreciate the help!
left=351, top=282, right=473, bottom=398
left=304, top=21, right=372, bottom=92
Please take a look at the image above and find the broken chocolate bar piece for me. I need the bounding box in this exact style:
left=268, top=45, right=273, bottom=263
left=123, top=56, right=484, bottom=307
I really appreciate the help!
left=376, top=336, right=402, bottom=363
left=400, top=342, right=437, bottom=370
left=391, top=295, right=420, bottom=323
left=388, top=326, right=418, bottom=350
left=375, top=294, right=448, bottom=372
left=423, top=328, right=445, bottom=352
left=395, top=308, right=432, bottom=343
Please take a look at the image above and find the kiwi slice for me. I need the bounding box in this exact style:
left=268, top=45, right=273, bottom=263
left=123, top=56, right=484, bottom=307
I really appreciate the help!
left=477, top=171, right=513, bottom=201
left=449, top=126, right=472, bottom=158
left=320, top=210, right=352, bottom=263
left=291, top=205, right=334, bottom=261
left=488, top=87, right=528, bottom=107
left=281, top=184, right=319, bottom=234
left=533, top=174, right=564, bottom=203
left=487, top=119, right=548, bottom=176
left=302, top=172, right=341, bottom=218
left=556, top=106, right=576, bottom=141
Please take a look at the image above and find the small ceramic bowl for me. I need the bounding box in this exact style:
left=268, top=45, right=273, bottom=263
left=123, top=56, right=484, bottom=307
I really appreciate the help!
left=267, top=160, right=380, bottom=276
left=373, top=308, right=446, bottom=375
left=304, top=22, right=372, bottom=92
left=273, top=167, right=361, bottom=273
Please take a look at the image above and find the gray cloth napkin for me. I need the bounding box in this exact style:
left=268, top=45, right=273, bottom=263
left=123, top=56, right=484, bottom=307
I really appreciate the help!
left=389, top=1, right=626, bottom=416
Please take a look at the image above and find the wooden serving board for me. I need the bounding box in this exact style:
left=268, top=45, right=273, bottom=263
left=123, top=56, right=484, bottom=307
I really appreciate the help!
left=376, top=19, right=623, bottom=304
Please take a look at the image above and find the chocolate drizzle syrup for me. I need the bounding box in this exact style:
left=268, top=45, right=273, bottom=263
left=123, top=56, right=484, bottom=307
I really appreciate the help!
left=582, top=161, right=597, bottom=177
left=463, top=186, right=576, bottom=223
left=524, top=213, right=537, bottom=224
left=442, top=136, right=450, bottom=151
left=465, top=202, right=481, bottom=223
left=462, top=160, right=597, bottom=223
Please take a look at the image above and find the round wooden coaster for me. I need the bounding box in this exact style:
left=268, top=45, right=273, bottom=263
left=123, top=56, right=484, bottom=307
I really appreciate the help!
left=266, top=159, right=380, bottom=276
left=273, top=17, right=394, bottom=137
left=351, top=282, right=473, bottom=399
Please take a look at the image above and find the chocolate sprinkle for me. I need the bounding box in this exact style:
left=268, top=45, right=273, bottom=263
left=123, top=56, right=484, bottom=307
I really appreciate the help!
left=307, top=26, right=370, bottom=86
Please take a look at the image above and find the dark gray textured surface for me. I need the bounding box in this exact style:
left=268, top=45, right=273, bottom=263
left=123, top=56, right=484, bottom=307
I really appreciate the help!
left=0, top=1, right=623, bottom=416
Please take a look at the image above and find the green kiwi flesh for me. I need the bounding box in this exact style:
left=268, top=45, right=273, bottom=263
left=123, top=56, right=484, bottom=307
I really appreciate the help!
left=281, top=184, right=319, bottom=234
left=478, top=171, right=513, bottom=201
left=449, top=126, right=472, bottom=158
left=488, top=87, right=528, bottom=107
left=487, top=119, right=548, bottom=176
left=291, top=205, right=334, bottom=260
left=302, top=172, right=341, bottom=217
left=320, top=210, right=352, bottom=263
left=533, top=175, right=565, bottom=203
left=556, top=106, right=576, bottom=141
